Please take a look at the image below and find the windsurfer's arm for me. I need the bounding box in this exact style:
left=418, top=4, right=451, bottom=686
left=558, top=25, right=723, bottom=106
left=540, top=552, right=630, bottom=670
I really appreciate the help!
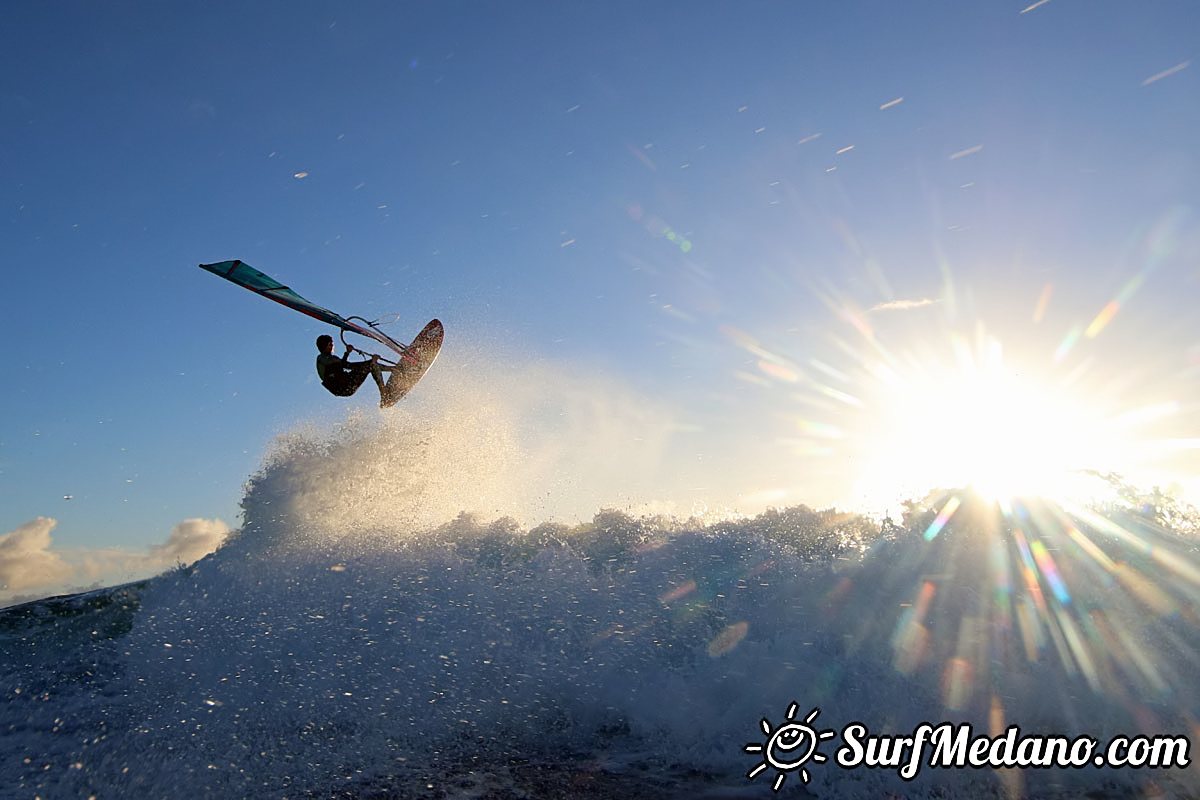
left=339, top=347, right=371, bottom=365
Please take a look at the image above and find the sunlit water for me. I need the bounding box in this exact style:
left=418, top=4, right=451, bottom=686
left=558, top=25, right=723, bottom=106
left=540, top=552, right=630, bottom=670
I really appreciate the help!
left=3, top=413, right=1200, bottom=799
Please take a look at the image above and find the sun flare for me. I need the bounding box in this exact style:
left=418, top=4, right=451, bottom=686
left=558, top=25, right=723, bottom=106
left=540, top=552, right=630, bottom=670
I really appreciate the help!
left=853, top=338, right=1133, bottom=507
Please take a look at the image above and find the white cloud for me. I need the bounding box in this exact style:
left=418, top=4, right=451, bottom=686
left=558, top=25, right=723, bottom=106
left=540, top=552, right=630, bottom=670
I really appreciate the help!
left=0, top=517, right=73, bottom=591
left=147, top=519, right=231, bottom=568
left=0, top=516, right=231, bottom=605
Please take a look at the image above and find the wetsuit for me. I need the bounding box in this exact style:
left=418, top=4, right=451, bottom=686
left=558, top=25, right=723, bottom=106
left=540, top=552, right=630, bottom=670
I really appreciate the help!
left=317, top=352, right=380, bottom=397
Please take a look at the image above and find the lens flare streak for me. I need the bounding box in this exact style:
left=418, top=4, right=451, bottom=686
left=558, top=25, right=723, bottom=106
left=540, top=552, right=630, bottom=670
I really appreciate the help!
left=922, top=495, right=961, bottom=541
left=1030, top=540, right=1070, bottom=604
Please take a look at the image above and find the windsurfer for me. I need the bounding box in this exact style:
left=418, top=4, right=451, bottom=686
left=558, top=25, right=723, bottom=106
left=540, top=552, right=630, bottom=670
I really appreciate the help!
left=315, top=334, right=389, bottom=401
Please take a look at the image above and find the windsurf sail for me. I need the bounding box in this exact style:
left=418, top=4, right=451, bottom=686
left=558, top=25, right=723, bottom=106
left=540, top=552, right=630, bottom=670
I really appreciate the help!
left=199, top=260, right=410, bottom=362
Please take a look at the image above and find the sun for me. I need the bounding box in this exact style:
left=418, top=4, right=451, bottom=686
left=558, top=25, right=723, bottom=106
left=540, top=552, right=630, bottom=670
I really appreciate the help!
left=852, top=336, right=1136, bottom=507
left=745, top=704, right=837, bottom=791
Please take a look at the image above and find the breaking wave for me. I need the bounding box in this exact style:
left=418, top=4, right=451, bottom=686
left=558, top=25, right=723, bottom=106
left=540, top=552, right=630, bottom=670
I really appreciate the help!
left=4, top=392, right=1200, bottom=798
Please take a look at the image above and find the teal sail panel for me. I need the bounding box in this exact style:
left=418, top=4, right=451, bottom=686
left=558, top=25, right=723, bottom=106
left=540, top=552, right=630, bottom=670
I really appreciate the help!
left=199, top=260, right=408, bottom=358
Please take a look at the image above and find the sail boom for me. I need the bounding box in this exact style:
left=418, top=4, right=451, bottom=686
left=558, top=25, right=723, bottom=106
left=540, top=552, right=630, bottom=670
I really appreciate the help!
left=199, top=260, right=408, bottom=359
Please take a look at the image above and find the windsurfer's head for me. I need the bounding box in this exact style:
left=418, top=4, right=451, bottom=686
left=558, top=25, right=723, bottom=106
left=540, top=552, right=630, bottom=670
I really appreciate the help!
left=316, top=334, right=334, bottom=353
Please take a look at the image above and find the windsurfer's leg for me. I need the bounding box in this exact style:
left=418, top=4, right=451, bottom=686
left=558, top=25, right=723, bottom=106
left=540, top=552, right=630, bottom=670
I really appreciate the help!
left=340, top=362, right=374, bottom=395
left=369, top=361, right=385, bottom=391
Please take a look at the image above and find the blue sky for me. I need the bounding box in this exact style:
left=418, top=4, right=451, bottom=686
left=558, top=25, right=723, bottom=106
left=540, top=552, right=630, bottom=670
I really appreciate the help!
left=2, top=1, right=1198, bottom=598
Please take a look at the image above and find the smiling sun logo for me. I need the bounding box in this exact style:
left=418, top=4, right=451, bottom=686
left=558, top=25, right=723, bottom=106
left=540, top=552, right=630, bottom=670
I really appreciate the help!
left=745, top=703, right=837, bottom=791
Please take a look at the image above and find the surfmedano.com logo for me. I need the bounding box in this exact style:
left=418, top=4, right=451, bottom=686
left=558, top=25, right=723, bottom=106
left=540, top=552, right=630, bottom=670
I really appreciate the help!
left=744, top=703, right=1191, bottom=790
left=744, top=704, right=838, bottom=791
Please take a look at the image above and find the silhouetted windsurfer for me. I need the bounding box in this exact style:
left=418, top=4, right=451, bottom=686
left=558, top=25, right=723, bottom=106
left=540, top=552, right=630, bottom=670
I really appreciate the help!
left=315, top=334, right=388, bottom=401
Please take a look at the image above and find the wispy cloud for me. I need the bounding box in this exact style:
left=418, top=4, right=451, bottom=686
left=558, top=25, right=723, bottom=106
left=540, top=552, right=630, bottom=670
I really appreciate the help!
left=1142, top=61, right=1190, bottom=87
left=869, top=298, right=938, bottom=313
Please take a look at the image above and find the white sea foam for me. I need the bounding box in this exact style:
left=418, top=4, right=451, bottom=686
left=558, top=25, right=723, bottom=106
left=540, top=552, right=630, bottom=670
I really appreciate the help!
left=4, top=385, right=1200, bottom=798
